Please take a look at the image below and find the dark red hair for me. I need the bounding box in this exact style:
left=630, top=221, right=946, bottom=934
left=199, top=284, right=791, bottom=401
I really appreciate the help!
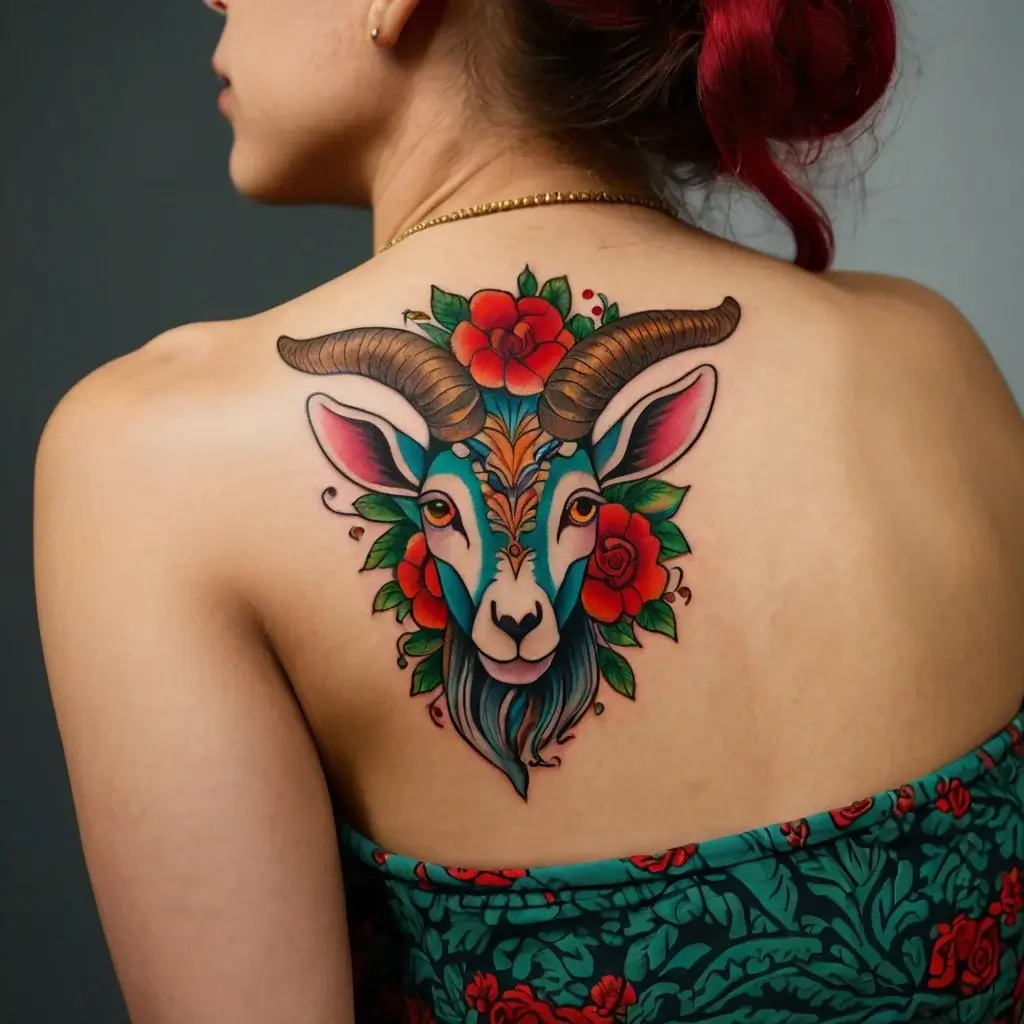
left=508, top=0, right=898, bottom=271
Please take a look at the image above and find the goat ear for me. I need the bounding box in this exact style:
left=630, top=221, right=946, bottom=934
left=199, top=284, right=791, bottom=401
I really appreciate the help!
left=592, top=365, right=717, bottom=486
left=307, top=393, right=426, bottom=497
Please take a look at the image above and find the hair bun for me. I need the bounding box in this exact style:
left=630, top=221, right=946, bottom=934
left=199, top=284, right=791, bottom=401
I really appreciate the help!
left=513, top=0, right=897, bottom=271
left=698, top=0, right=898, bottom=269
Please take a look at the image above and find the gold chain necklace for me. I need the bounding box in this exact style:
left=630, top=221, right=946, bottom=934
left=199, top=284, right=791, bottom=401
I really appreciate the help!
left=377, top=190, right=676, bottom=253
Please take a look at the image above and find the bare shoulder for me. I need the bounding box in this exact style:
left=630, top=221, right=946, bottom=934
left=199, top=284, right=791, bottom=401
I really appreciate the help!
left=35, top=317, right=274, bottom=578
left=821, top=271, right=1019, bottom=402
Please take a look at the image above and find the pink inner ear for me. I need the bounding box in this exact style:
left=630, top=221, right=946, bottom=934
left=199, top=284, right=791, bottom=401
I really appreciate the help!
left=639, top=370, right=715, bottom=466
left=311, top=400, right=418, bottom=495
left=598, top=366, right=717, bottom=485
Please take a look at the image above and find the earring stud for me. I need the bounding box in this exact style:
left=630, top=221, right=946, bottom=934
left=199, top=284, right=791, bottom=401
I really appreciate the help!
left=370, top=26, right=380, bottom=41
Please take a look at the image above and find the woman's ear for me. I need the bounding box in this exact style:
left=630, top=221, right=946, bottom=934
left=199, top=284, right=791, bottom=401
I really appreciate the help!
left=366, top=0, right=424, bottom=47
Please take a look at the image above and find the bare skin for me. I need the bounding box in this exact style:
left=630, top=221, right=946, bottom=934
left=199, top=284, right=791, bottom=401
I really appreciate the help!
left=34, top=1, right=1024, bottom=1021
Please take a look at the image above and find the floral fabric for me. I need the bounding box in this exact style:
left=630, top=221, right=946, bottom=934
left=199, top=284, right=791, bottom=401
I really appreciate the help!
left=340, top=702, right=1024, bottom=1023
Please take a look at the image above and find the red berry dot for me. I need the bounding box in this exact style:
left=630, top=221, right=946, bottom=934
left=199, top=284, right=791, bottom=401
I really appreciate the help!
left=665, top=592, right=675, bottom=603
left=592, top=306, right=603, bottom=317
left=582, top=289, right=594, bottom=300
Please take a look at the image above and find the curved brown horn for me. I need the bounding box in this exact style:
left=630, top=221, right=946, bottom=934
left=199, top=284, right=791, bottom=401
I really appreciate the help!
left=277, top=327, right=485, bottom=442
left=537, top=297, right=741, bottom=440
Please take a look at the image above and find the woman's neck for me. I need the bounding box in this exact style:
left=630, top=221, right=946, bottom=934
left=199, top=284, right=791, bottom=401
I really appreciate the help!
left=367, top=113, right=654, bottom=253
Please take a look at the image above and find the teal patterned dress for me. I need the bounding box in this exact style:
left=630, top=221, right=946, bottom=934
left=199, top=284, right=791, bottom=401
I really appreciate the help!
left=339, top=704, right=1024, bottom=1023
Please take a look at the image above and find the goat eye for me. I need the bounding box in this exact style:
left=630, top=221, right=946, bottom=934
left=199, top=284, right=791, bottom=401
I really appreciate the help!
left=565, top=495, right=599, bottom=527
left=422, top=498, right=456, bottom=529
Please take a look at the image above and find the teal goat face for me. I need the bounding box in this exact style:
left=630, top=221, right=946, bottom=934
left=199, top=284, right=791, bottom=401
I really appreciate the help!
left=278, top=299, right=740, bottom=795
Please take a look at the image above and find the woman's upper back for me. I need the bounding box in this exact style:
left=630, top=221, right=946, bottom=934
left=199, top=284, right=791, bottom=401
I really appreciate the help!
left=57, top=218, right=1024, bottom=869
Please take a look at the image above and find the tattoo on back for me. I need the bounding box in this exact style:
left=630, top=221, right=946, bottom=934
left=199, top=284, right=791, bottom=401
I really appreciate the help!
left=278, top=267, right=740, bottom=798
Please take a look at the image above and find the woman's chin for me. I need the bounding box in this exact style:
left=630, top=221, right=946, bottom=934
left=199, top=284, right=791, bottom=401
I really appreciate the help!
left=478, top=652, right=554, bottom=685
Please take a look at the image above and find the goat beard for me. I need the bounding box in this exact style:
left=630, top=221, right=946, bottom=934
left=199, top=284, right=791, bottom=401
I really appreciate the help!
left=442, top=606, right=599, bottom=799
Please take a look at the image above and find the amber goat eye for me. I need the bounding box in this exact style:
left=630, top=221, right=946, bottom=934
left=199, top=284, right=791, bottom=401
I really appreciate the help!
left=423, top=499, right=456, bottom=529
left=566, top=496, right=599, bottom=527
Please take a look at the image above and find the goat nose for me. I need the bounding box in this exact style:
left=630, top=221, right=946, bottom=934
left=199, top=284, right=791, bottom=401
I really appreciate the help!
left=491, top=601, right=543, bottom=644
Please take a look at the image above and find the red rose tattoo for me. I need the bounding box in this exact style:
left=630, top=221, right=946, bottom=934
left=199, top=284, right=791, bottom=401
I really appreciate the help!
left=396, top=533, right=448, bottom=630
left=582, top=504, right=668, bottom=623
left=452, top=290, right=575, bottom=395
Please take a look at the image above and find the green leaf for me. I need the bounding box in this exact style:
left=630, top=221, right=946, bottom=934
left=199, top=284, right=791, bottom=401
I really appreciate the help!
left=418, top=322, right=453, bottom=348
left=636, top=599, right=677, bottom=641
left=539, top=275, right=571, bottom=319
left=729, top=859, right=799, bottom=931
left=652, top=518, right=690, bottom=560
left=567, top=313, right=595, bottom=342
left=372, top=580, right=405, bottom=613
left=517, top=265, right=538, bottom=297
left=628, top=481, right=689, bottom=520
left=362, top=522, right=415, bottom=571
left=395, top=597, right=414, bottom=623
left=602, top=302, right=620, bottom=325
left=597, top=646, right=636, bottom=699
left=598, top=619, right=641, bottom=647
left=430, top=285, right=471, bottom=331
left=600, top=482, right=631, bottom=507
left=403, top=628, right=445, bottom=657
left=353, top=493, right=405, bottom=523
left=411, top=648, right=444, bottom=695
left=624, top=923, right=679, bottom=982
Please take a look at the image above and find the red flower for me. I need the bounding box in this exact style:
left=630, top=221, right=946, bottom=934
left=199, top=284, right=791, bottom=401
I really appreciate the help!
left=1002, top=868, right=1024, bottom=925
left=582, top=504, right=668, bottom=624
left=451, top=290, right=574, bottom=395
left=489, top=985, right=561, bottom=1024
left=829, top=797, right=874, bottom=829
left=894, top=785, right=915, bottom=818
left=936, top=778, right=972, bottom=819
left=371, top=848, right=390, bottom=865
left=414, top=862, right=435, bottom=891
left=928, top=913, right=979, bottom=990
left=466, top=972, right=499, bottom=1013
left=403, top=995, right=437, bottom=1024
left=396, top=533, right=448, bottom=630
left=445, top=866, right=527, bottom=887
left=588, top=977, right=637, bottom=1015
left=779, top=820, right=810, bottom=850
left=629, top=844, right=698, bottom=873
left=962, top=915, right=1002, bottom=995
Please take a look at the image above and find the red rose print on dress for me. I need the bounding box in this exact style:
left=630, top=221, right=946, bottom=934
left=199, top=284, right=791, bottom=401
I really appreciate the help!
left=961, top=914, right=1002, bottom=995
left=779, top=819, right=810, bottom=850
left=829, top=797, right=874, bottom=828
left=1001, top=867, right=1024, bottom=925
left=935, top=778, right=972, bottom=818
left=588, top=976, right=637, bottom=1016
left=928, top=913, right=979, bottom=990
left=488, top=984, right=563, bottom=1024
left=928, top=911, right=1002, bottom=996
left=894, top=785, right=916, bottom=817
left=630, top=844, right=698, bottom=873
left=445, top=866, right=527, bottom=887
left=487, top=982, right=636, bottom=1024
left=451, top=290, right=575, bottom=396
left=396, top=533, right=449, bottom=630
left=582, top=504, right=668, bottom=624
left=465, top=972, right=499, bottom=1013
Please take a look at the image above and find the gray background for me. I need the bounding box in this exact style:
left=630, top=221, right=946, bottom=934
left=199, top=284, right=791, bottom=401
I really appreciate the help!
left=1, top=2, right=1020, bottom=1021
